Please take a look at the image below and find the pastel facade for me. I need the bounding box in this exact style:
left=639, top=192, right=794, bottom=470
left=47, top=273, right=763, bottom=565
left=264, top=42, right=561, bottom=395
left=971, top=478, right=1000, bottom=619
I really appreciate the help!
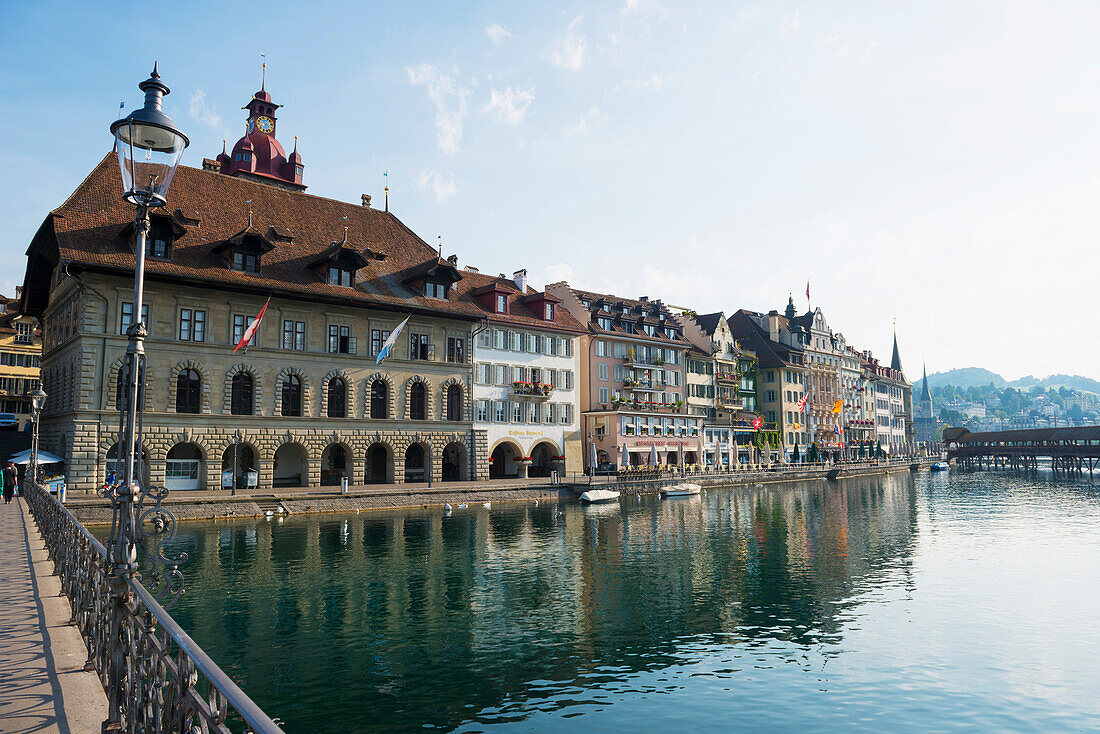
left=0, top=292, right=42, bottom=430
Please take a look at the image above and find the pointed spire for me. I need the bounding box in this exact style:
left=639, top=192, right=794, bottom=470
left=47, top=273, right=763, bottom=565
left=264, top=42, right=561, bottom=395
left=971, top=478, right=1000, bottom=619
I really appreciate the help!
left=890, top=325, right=904, bottom=374
left=920, top=360, right=932, bottom=402
left=293, top=135, right=298, bottom=153
left=221, top=139, right=227, bottom=154
left=151, top=60, right=160, bottom=79
left=247, top=200, right=253, bottom=229
left=384, top=170, right=389, bottom=213
left=260, top=52, right=267, bottom=90
left=341, top=216, right=349, bottom=244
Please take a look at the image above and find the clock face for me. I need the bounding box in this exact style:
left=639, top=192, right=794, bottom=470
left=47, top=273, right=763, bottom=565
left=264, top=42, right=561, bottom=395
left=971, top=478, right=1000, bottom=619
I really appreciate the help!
left=256, top=116, right=274, bottom=133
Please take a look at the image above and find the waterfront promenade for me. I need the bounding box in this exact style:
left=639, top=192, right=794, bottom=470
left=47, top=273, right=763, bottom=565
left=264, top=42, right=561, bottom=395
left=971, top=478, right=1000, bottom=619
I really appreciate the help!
left=0, top=498, right=105, bottom=733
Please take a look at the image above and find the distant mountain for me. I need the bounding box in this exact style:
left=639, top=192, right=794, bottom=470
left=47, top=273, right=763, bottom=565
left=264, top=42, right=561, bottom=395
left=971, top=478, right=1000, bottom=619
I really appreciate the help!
left=919, top=369, right=1100, bottom=395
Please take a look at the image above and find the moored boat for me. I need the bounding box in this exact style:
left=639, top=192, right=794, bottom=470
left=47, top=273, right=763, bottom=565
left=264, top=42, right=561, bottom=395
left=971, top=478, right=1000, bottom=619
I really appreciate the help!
left=579, top=488, right=621, bottom=504
left=660, top=483, right=702, bottom=497
left=931, top=461, right=949, bottom=472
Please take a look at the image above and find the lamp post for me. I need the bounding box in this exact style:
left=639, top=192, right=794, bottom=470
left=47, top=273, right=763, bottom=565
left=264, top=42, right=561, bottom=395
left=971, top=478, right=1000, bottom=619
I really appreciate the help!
left=104, top=64, right=188, bottom=731
left=232, top=429, right=242, bottom=496
left=28, top=387, right=47, bottom=484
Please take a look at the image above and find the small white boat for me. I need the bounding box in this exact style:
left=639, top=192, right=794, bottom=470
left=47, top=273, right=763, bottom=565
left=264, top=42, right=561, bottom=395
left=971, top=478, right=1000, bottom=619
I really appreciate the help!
left=661, top=483, right=702, bottom=498
left=931, top=462, right=949, bottom=472
left=579, top=488, right=620, bottom=504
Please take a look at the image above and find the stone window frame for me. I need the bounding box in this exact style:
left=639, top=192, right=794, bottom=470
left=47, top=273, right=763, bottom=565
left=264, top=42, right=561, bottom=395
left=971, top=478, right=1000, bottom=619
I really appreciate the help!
left=108, top=357, right=156, bottom=412
left=362, top=372, right=396, bottom=419
left=274, top=367, right=312, bottom=417
left=438, top=376, right=468, bottom=421
left=321, top=368, right=355, bottom=418
left=224, top=363, right=263, bottom=416
left=405, top=375, right=434, bottom=421
left=165, top=360, right=210, bottom=414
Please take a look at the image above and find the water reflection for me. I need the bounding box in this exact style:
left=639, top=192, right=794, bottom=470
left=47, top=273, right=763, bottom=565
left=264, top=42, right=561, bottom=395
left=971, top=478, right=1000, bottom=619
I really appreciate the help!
left=161, top=474, right=917, bottom=732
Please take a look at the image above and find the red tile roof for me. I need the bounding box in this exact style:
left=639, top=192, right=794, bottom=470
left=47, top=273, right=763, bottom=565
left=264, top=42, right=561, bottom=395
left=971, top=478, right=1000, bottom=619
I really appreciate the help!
left=452, top=269, right=586, bottom=334
left=25, top=154, right=489, bottom=321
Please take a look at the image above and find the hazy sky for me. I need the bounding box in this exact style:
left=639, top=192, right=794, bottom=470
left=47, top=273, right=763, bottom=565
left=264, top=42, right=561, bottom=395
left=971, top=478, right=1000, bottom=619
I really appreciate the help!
left=1, top=1, right=1095, bottom=380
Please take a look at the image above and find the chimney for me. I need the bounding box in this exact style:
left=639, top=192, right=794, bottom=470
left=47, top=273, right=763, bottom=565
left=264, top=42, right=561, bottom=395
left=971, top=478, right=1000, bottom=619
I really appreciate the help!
left=202, top=158, right=221, bottom=172
left=639, top=295, right=648, bottom=302
left=767, top=314, right=780, bottom=343
left=447, top=254, right=458, bottom=266
left=513, top=269, right=527, bottom=291
left=361, top=194, right=371, bottom=208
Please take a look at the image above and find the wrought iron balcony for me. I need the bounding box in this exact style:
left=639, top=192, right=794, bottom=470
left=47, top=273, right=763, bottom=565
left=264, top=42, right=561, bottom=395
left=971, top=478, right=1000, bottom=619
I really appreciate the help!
left=511, top=381, right=554, bottom=401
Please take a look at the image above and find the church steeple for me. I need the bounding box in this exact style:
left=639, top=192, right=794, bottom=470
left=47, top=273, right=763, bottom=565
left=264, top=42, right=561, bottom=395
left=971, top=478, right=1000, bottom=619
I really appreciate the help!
left=214, top=75, right=305, bottom=191
left=920, top=361, right=932, bottom=403
left=890, top=329, right=904, bottom=374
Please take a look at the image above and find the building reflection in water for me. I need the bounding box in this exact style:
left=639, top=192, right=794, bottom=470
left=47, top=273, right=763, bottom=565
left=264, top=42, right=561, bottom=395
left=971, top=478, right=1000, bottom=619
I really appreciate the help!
left=165, top=474, right=917, bottom=733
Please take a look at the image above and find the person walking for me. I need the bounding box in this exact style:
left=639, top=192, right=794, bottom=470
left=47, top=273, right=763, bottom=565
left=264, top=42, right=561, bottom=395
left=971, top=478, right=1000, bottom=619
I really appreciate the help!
left=2, top=461, right=16, bottom=504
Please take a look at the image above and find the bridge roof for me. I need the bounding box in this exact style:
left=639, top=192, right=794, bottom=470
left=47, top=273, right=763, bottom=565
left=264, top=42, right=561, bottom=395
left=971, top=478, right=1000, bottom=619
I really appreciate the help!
left=950, top=426, right=1100, bottom=444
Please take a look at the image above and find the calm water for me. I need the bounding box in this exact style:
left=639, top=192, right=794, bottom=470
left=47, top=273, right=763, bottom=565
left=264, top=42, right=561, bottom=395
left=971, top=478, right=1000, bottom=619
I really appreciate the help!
left=156, top=471, right=1100, bottom=732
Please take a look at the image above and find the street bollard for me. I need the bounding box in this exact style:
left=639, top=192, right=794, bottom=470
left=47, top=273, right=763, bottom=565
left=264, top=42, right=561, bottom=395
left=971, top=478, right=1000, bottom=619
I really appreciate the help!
left=341, top=476, right=348, bottom=495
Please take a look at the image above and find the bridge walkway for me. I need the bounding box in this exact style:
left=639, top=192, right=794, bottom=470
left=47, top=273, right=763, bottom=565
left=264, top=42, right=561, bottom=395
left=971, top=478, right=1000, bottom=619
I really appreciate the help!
left=0, top=497, right=106, bottom=733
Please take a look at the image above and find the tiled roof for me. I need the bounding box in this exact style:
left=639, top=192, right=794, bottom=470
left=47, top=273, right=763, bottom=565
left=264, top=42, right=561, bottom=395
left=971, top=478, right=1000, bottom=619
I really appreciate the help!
left=452, top=270, right=586, bottom=334
left=692, top=312, right=724, bottom=335
left=568, top=287, right=692, bottom=347
left=25, top=154, right=488, bottom=321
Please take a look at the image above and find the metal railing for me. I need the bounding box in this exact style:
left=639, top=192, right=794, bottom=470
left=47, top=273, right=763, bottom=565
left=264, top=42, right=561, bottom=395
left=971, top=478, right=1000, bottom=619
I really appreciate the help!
left=22, top=481, right=284, bottom=734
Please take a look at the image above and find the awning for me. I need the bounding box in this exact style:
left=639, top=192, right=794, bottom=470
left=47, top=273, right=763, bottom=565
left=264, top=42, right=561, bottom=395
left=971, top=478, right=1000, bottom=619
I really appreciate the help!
left=9, top=449, right=66, bottom=465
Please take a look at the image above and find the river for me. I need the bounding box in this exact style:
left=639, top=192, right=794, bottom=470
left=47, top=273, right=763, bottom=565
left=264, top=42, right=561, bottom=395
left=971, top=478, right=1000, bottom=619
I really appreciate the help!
left=158, top=470, right=1100, bottom=732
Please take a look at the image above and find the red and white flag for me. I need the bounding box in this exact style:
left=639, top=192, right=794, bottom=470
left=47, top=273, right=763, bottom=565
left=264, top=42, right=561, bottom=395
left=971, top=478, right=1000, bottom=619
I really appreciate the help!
left=797, top=394, right=808, bottom=412
left=752, top=416, right=763, bottom=430
left=233, top=297, right=270, bottom=353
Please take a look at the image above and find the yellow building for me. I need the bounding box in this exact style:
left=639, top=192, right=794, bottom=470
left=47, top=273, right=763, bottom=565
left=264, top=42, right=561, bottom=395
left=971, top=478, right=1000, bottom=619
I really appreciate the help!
left=0, top=290, right=42, bottom=430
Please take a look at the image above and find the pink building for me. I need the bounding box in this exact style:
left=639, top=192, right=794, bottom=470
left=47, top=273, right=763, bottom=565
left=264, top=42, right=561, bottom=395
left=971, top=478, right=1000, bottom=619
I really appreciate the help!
left=547, top=285, right=704, bottom=469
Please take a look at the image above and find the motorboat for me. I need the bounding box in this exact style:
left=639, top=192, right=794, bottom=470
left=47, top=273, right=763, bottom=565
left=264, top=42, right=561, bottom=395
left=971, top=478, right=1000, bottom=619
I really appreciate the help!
left=579, top=488, right=621, bottom=504
left=931, top=462, right=950, bottom=472
left=660, top=483, right=702, bottom=497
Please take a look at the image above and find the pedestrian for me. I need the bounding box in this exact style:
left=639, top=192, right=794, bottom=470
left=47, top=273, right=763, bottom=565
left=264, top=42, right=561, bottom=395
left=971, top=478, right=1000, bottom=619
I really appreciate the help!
left=2, top=461, right=16, bottom=504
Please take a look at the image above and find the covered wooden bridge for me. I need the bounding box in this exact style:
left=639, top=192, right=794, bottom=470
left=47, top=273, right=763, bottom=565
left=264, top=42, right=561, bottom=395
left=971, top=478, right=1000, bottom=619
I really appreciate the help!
left=944, top=426, right=1100, bottom=476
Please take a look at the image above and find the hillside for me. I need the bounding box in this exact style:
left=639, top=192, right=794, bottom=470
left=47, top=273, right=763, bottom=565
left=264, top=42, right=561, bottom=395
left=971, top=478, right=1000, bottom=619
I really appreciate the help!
left=920, top=369, right=1100, bottom=395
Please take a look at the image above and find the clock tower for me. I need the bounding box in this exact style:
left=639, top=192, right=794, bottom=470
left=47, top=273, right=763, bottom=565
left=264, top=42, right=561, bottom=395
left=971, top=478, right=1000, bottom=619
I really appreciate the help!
left=214, top=81, right=305, bottom=191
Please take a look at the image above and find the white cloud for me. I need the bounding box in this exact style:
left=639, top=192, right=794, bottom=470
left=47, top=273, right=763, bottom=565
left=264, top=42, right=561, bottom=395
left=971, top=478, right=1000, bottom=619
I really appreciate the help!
left=550, top=15, right=587, bottom=70
left=415, top=170, right=459, bottom=203
left=621, top=0, right=662, bottom=14
left=780, top=10, right=801, bottom=38
left=482, top=86, right=535, bottom=125
left=564, top=106, right=606, bottom=136
left=732, top=7, right=760, bottom=30
left=406, top=64, right=470, bottom=155
left=532, top=263, right=577, bottom=289
left=486, top=23, right=511, bottom=44
left=188, top=89, right=221, bottom=130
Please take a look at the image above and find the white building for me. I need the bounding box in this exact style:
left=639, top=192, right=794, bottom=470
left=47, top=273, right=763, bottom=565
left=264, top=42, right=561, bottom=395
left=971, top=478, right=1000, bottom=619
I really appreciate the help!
left=463, top=269, right=586, bottom=477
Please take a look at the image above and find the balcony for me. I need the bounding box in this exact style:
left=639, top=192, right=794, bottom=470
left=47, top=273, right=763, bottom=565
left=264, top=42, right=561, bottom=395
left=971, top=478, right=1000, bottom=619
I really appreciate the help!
left=622, top=353, right=665, bottom=367
left=606, top=398, right=684, bottom=414
left=716, top=372, right=739, bottom=384
left=623, top=378, right=660, bottom=392
left=511, top=382, right=554, bottom=401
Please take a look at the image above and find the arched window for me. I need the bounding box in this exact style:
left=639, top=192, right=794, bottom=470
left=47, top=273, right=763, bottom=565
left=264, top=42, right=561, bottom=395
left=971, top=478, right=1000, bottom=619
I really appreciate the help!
left=230, top=372, right=254, bottom=415
left=370, top=380, right=388, bottom=419
left=115, top=363, right=144, bottom=411
left=410, top=381, right=426, bottom=420
left=281, top=375, right=302, bottom=417
left=327, top=377, right=347, bottom=418
left=175, top=369, right=201, bottom=414
left=446, top=384, right=463, bottom=421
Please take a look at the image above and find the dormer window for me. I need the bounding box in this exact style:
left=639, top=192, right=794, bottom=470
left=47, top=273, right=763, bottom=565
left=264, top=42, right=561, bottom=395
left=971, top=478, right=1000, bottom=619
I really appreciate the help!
left=496, top=294, right=507, bottom=313
left=544, top=303, right=554, bottom=320
left=147, top=218, right=172, bottom=259
left=233, top=251, right=259, bottom=273
left=425, top=281, right=449, bottom=299
left=328, top=266, right=353, bottom=287
left=597, top=317, right=613, bottom=330
left=295, top=165, right=304, bottom=176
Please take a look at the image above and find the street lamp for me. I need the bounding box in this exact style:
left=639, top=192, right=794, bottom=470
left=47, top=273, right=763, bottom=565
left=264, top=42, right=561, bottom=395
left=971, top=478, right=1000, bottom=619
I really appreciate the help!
left=103, top=64, right=188, bottom=732
left=28, top=387, right=47, bottom=484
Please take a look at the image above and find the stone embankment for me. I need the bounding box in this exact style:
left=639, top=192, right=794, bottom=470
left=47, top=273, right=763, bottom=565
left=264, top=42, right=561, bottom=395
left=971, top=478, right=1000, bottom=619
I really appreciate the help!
left=64, top=461, right=931, bottom=525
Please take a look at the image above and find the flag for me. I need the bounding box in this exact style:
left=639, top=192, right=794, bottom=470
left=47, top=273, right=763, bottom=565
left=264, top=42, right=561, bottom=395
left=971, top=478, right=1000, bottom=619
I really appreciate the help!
left=806, top=281, right=810, bottom=302
left=831, top=399, right=843, bottom=414
left=233, top=297, right=269, bottom=353
left=797, top=394, right=808, bottom=412
left=752, top=416, right=763, bottom=430
left=376, top=316, right=410, bottom=364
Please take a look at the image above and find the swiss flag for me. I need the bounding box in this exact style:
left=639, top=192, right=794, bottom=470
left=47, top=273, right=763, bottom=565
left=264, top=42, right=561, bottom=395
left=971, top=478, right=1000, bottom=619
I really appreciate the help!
left=233, top=297, right=270, bottom=354
left=752, top=416, right=763, bottom=429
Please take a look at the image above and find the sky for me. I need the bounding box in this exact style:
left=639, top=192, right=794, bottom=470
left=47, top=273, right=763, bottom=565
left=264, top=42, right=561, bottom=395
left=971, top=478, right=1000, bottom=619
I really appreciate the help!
left=1, top=1, right=1096, bottom=381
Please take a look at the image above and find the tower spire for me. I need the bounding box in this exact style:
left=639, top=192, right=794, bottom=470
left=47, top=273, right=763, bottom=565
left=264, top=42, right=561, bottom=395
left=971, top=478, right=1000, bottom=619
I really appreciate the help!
left=384, top=170, right=389, bottom=213
left=260, top=52, right=267, bottom=90
left=247, top=200, right=253, bottom=229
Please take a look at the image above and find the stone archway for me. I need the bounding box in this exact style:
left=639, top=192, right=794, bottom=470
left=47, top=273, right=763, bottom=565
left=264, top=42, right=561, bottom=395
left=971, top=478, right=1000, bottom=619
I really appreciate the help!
left=404, top=443, right=430, bottom=483
left=441, top=441, right=467, bottom=482
left=273, top=443, right=309, bottom=488
left=165, top=442, right=204, bottom=491
left=365, top=442, right=394, bottom=484
left=321, top=443, right=350, bottom=486
left=529, top=440, right=560, bottom=478
left=490, top=440, right=522, bottom=479
left=221, top=442, right=258, bottom=490
left=104, top=443, right=150, bottom=486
